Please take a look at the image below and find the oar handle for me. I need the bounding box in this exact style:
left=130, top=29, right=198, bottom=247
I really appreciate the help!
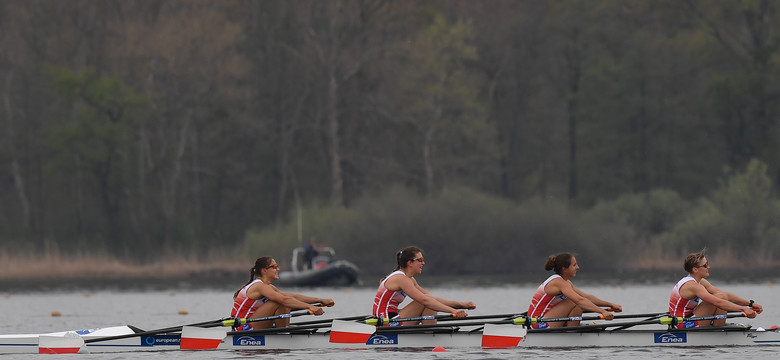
left=510, top=312, right=670, bottom=326
left=365, top=313, right=455, bottom=326
left=659, top=312, right=747, bottom=326
left=222, top=310, right=313, bottom=327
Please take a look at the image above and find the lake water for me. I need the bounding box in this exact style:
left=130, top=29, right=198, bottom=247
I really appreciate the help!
left=1, top=277, right=778, bottom=359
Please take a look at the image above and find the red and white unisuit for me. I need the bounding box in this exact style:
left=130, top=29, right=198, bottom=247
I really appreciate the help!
left=527, top=274, right=567, bottom=329
left=669, top=275, right=700, bottom=328
left=231, top=279, right=270, bottom=330
left=373, top=270, right=407, bottom=319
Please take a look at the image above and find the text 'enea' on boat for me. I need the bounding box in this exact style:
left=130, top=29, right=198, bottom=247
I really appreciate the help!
left=4, top=248, right=779, bottom=354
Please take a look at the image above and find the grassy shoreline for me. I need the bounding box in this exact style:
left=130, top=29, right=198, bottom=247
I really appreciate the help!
left=0, top=253, right=248, bottom=281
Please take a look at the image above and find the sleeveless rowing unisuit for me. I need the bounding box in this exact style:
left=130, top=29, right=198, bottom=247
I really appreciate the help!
left=231, top=279, right=270, bottom=331
left=527, top=274, right=567, bottom=329
left=373, top=270, right=407, bottom=319
left=669, top=275, right=700, bottom=328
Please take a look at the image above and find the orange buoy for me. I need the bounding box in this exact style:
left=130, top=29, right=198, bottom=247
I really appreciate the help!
left=178, top=310, right=189, bottom=315
left=432, top=346, right=446, bottom=352
left=51, top=311, right=62, bottom=317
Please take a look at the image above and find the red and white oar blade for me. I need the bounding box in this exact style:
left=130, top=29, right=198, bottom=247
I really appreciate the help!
left=180, top=326, right=226, bottom=350
left=329, top=320, right=376, bottom=343
left=481, top=324, right=527, bottom=348
left=38, top=332, right=84, bottom=354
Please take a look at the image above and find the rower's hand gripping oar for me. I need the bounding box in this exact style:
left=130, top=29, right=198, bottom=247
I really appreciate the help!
left=180, top=310, right=316, bottom=350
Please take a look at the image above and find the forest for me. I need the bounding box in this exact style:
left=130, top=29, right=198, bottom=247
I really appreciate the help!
left=1, top=0, right=779, bottom=277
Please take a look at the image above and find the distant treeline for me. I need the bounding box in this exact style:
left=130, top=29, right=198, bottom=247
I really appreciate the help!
left=245, top=160, right=780, bottom=275
left=1, top=1, right=780, bottom=264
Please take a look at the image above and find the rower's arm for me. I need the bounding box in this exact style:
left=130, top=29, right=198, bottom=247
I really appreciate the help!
left=691, top=282, right=756, bottom=315
left=577, top=290, right=622, bottom=312
left=289, top=293, right=335, bottom=307
left=259, top=285, right=324, bottom=315
left=401, top=277, right=462, bottom=315
left=559, top=282, right=612, bottom=318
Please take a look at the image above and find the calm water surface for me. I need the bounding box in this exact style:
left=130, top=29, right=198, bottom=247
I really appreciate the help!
left=2, top=278, right=778, bottom=359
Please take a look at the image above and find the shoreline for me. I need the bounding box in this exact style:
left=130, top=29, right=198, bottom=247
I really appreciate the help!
left=2, top=252, right=778, bottom=292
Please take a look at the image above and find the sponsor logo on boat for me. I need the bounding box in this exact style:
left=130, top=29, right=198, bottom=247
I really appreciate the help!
left=75, top=328, right=99, bottom=335
left=142, top=335, right=181, bottom=346
left=234, top=335, right=265, bottom=346
left=654, top=332, right=687, bottom=344
left=367, top=334, right=399, bottom=345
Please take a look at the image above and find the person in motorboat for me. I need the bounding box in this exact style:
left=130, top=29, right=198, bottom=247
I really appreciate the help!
left=669, top=250, right=761, bottom=328
left=527, top=252, right=622, bottom=329
left=303, top=241, right=318, bottom=270
left=231, top=256, right=335, bottom=330
left=373, top=246, right=476, bottom=325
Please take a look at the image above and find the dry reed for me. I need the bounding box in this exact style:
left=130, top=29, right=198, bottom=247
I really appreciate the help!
left=0, top=252, right=247, bottom=281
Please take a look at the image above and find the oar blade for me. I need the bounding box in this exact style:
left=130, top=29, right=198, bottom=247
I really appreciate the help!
left=329, top=320, right=376, bottom=344
left=38, top=332, right=85, bottom=354
left=180, top=326, right=226, bottom=350
left=481, top=324, right=526, bottom=348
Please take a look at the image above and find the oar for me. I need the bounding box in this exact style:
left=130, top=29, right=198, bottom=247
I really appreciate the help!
left=659, top=312, right=748, bottom=326
left=365, top=312, right=526, bottom=326
left=612, top=312, right=668, bottom=331
left=330, top=317, right=531, bottom=345
left=365, top=314, right=457, bottom=326
left=289, top=314, right=374, bottom=327
left=83, top=318, right=231, bottom=344
left=516, top=311, right=669, bottom=326
left=367, top=312, right=673, bottom=332
left=180, top=310, right=315, bottom=350
left=332, top=315, right=528, bottom=344
left=224, top=314, right=376, bottom=336
left=83, top=310, right=311, bottom=345
left=41, top=316, right=233, bottom=353
left=441, top=312, right=527, bottom=322
left=530, top=312, right=750, bottom=333
left=220, top=310, right=314, bottom=328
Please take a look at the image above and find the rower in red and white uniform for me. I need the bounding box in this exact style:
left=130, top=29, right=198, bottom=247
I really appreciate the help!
left=230, top=256, right=335, bottom=330
left=527, top=253, right=621, bottom=329
left=372, top=246, right=475, bottom=325
left=668, top=250, right=761, bottom=328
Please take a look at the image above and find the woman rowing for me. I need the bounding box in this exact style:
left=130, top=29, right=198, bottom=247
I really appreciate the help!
left=373, top=246, right=476, bottom=325
left=527, top=253, right=622, bottom=328
left=231, top=256, right=335, bottom=330
left=669, top=250, right=761, bottom=328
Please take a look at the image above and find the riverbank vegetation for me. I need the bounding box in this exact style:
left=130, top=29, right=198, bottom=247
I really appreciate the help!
left=2, top=1, right=780, bottom=280
left=244, top=159, right=780, bottom=276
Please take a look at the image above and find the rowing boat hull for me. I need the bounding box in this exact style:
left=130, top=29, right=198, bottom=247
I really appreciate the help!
left=219, top=327, right=780, bottom=350
left=2, top=325, right=779, bottom=353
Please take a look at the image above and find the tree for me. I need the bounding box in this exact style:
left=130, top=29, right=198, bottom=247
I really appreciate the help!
left=384, top=13, right=495, bottom=195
